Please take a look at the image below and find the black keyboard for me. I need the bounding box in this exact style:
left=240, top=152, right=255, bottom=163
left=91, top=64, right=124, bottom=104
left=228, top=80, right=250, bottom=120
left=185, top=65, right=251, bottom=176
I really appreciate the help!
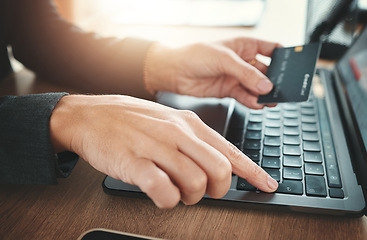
left=226, top=96, right=344, bottom=199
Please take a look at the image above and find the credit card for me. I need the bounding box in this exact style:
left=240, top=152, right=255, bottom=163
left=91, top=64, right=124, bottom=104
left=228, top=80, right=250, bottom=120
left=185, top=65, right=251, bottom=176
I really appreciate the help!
left=258, top=43, right=321, bottom=103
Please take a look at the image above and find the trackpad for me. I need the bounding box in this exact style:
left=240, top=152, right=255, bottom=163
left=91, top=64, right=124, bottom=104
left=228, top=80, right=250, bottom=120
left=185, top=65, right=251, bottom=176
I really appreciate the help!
left=157, top=92, right=230, bottom=135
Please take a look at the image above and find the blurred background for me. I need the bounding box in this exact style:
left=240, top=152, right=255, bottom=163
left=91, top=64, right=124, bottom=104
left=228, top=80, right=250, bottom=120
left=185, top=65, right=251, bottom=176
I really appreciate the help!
left=53, top=0, right=367, bottom=59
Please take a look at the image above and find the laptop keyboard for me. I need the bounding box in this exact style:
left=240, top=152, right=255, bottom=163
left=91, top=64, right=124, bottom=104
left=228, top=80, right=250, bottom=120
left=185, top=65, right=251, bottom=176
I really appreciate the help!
left=226, top=95, right=345, bottom=199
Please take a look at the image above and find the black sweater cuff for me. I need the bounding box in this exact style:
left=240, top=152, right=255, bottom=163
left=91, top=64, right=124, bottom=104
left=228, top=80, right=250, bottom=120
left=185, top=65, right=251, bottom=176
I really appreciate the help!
left=0, top=93, right=79, bottom=184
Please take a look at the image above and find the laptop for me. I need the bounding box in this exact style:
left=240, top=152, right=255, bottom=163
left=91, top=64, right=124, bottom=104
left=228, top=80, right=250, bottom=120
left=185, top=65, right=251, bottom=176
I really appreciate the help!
left=103, top=28, right=367, bottom=217
left=112, top=0, right=266, bottom=26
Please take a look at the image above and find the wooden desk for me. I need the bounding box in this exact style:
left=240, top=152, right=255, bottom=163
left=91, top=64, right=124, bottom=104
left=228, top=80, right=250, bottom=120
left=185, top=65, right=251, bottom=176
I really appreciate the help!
left=1, top=1, right=367, bottom=239
left=0, top=145, right=366, bottom=240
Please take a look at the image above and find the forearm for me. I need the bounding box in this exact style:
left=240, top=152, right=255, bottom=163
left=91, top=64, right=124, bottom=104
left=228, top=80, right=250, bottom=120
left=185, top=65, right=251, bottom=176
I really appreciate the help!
left=2, top=0, right=154, bottom=99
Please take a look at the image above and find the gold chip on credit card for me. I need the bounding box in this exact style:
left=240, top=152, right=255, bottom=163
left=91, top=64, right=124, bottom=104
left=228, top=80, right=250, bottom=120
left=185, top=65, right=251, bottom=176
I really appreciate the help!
left=294, top=46, right=303, bottom=52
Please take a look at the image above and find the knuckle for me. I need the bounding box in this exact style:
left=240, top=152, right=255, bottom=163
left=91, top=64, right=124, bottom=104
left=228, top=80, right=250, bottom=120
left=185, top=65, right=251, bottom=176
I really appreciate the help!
left=243, top=65, right=258, bottom=79
left=249, top=162, right=263, bottom=178
left=213, top=160, right=232, bottom=182
left=226, top=141, right=244, bottom=165
left=180, top=110, right=200, bottom=122
left=165, top=120, right=183, bottom=134
left=185, top=173, right=207, bottom=194
left=143, top=172, right=169, bottom=194
left=221, top=49, right=238, bottom=65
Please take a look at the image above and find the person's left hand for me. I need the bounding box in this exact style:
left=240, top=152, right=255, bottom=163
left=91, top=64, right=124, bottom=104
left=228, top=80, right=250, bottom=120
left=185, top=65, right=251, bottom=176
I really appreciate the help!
left=144, top=37, right=281, bottom=109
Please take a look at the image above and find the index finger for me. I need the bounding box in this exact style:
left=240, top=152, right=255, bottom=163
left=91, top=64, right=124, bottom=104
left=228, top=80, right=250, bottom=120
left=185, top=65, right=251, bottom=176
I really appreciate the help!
left=255, top=39, right=283, bottom=57
left=193, top=120, right=278, bottom=192
left=225, top=142, right=278, bottom=192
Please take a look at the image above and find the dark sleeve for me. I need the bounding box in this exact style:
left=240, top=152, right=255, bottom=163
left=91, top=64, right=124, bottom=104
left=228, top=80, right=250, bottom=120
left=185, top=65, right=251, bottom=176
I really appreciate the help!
left=0, top=93, right=78, bottom=184
left=1, top=0, right=154, bottom=99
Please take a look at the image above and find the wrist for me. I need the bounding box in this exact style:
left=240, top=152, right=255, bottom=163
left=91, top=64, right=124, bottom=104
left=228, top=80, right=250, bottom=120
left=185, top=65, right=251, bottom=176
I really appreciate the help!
left=143, top=43, right=177, bottom=95
left=49, top=95, right=84, bottom=153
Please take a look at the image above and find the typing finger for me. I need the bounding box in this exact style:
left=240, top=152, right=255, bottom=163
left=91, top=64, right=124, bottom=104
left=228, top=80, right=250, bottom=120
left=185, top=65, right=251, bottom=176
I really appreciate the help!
left=192, top=121, right=278, bottom=193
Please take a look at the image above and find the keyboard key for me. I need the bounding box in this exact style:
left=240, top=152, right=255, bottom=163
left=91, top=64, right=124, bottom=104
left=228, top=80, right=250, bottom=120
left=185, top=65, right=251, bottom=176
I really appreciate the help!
left=302, top=115, right=317, bottom=123
left=267, top=105, right=281, bottom=112
left=247, top=122, right=262, bottom=131
left=300, top=102, right=314, bottom=108
left=324, top=148, right=337, bottom=163
left=324, top=147, right=342, bottom=188
left=323, top=141, right=334, bottom=152
left=263, top=168, right=281, bottom=182
left=264, top=127, right=281, bottom=136
left=276, top=180, right=303, bottom=195
left=283, top=103, right=298, bottom=110
left=245, top=130, right=262, bottom=140
left=232, top=142, right=242, bottom=150
left=249, top=109, right=263, bottom=115
left=243, top=150, right=260, bottom=162
left=237, top=178, right=256, bottom=191
left=283, top=167, right=303, bottom=180
left=305, top=175, right=327, bottom=197
left=283, top=135, right=300, bottom=145
left=283, top=126, right=300, bottom=136
left=262, top=157, right=281, bottom=169
left=301, top=108, right=315, bottom=115
left=304, top=163, right=324, bottom=175
left=302, top=132, right=319, bottom=141
left=264, top=136, right=281, bottom=146
left=249, top=114, right=263, bottom=123
left=283, top=110, right=298, bottom=119
left=243, top=140, right=261, bottom=150
left=283, top=145, right=301, bottom=156
left=327, top=169, right=342, bottom=188
left=265, top=119, right=281, bottom=127
left=266, top=112, right=281, bottom=119
left=329, top=188, right=344, bottom=198
left=304, top=152, right=323, bottom=163
left=283, top=155, right=302, bottom=167
left=325, top=161, right=338, bottom=170
left=303, top=141, right=321, bottom=152
left=263, top=146, right=281, bottom=157
left=317, top=97, right=343, bottom=188
left=302, top=123, right=318, bottom=132
left=283, top=118, right=299, bottom=127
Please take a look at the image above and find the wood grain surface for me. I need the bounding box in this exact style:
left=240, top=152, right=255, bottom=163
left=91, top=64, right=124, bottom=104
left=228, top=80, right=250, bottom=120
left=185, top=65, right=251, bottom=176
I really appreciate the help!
left=1, top=159, right=366, bottom=240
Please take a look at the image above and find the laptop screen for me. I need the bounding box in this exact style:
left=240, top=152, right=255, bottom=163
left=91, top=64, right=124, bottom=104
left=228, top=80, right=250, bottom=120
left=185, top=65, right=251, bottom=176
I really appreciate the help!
left=336, top=28, right=367, bottom=153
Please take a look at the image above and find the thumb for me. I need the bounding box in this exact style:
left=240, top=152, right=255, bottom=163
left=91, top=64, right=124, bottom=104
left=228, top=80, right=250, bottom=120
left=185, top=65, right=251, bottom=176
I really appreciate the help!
left=221, top=50, right=273, bottom=95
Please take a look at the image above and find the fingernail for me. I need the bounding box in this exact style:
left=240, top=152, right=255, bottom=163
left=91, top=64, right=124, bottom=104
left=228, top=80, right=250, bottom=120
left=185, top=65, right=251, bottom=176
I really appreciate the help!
left=257, top=79, right=273, bottom=93
left=266, top=104, right=278, bottom=108
left=267, top=175, right=278, bottom=191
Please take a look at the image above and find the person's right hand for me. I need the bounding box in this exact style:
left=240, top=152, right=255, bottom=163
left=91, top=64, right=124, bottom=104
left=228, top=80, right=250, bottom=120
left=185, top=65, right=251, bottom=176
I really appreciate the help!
left=144, top=37, right=281, bottom=109
left=50, top=95, right=278, bottom=208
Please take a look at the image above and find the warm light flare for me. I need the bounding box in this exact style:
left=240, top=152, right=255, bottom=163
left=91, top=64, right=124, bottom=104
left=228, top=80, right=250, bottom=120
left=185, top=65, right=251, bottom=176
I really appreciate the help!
left=92, top=0, right=265, bottom=26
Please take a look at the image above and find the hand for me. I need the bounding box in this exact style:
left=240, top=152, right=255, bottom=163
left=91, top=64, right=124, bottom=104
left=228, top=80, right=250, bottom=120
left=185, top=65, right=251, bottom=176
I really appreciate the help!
left=145, top=37, right=281, bottom=109
left=50, top=95, right=278, bottom=208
